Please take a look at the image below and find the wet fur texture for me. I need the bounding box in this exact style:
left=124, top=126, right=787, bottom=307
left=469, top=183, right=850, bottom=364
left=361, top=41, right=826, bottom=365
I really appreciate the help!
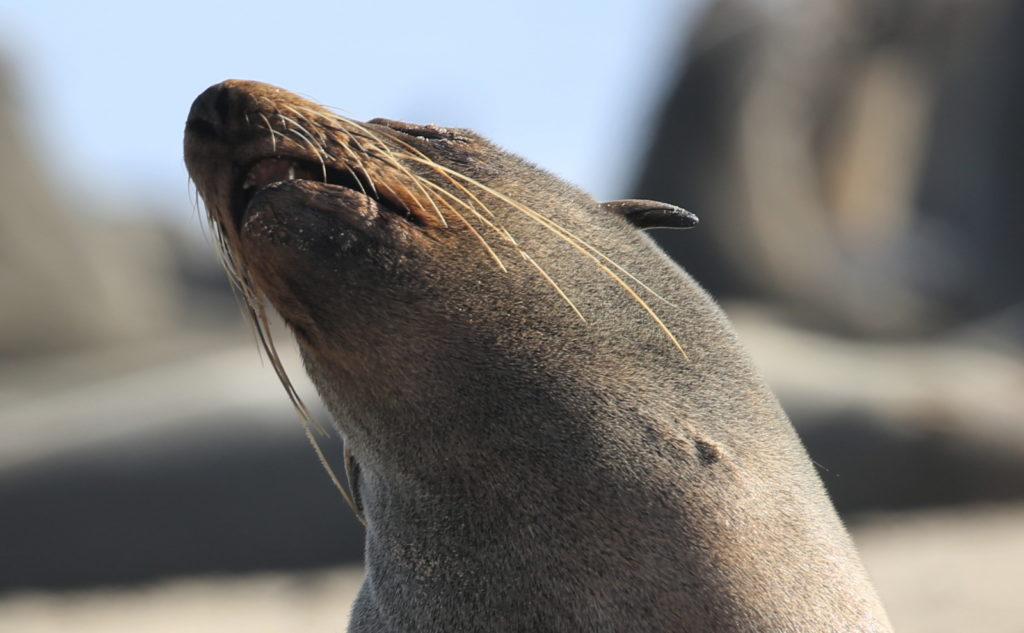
left=184, top=80, right=891, bottom=632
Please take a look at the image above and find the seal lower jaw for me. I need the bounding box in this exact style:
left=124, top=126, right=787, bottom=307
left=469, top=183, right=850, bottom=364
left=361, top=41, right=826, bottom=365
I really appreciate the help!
left=239, top=181, right=386, bottom=258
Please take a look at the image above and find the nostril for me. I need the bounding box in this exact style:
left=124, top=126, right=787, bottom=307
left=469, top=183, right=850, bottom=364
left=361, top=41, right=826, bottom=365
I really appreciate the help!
left=185, top=82, right=233, bottom=138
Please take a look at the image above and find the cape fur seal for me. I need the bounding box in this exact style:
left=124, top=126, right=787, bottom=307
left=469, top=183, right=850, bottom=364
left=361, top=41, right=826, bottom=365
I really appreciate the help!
left=184, top=80, right=892, bottom=632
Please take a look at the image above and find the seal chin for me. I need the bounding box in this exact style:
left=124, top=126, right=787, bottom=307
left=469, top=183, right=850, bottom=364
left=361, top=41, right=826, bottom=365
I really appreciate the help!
left=242, top=180, right=385, bottom=247
left=235, top=181, right=391, bottom=331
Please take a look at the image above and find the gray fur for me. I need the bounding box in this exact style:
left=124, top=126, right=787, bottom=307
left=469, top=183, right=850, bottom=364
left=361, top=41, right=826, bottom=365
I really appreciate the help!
left=185, top=80, right=892, bottom=632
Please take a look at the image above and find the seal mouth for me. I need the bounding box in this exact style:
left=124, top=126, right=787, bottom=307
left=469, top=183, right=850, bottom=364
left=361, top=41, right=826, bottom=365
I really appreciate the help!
left=232, top=157, right=421, bottom=232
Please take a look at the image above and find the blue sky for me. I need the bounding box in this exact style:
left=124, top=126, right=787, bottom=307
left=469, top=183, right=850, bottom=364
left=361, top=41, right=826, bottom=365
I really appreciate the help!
left=0, top=0, right=701, bottom=228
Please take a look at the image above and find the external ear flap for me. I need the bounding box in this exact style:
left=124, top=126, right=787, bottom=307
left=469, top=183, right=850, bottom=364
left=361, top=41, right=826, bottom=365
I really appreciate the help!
left=601, top=199, right=699, bottom=230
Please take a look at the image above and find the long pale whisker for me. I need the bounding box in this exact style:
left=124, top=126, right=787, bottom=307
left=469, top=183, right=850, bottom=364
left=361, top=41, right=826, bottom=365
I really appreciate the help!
left=255, top=112, right=278, bottom=153
left=280, top=104, right=329, bottom=147
left=245, top=302, right=360, bottom=517
left=376, top=133, right=499, bottom=220
left=512, top=235, right=586, bottom=322
left=278, top=112, right=334, bottom=160
left=398, top=156, right=689, bottom=359
left=330, top=117, right=449, bottom=227
left=415, top=179, right=508, bottom=271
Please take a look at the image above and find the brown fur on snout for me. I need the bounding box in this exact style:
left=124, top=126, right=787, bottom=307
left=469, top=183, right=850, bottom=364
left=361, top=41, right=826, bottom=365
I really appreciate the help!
left=185, top=80, right=892, bottom=633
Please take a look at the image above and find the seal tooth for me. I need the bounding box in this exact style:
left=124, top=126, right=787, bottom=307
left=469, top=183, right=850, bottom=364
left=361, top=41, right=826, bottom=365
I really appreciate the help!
left=242, top=170, right=256, bottom=190
left=288, top=164, right=296, bottom=180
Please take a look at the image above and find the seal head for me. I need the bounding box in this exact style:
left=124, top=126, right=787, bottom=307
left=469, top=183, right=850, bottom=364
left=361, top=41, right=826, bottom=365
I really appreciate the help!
left=185, top=80, right=891, bottom=632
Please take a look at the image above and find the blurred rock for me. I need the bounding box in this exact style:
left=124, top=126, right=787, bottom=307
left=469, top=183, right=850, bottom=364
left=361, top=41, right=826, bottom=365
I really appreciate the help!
left=635, top=0, right=1024, bottom=338
left=731, top=305, right=1024, bottom=514
left=0, top=339, right=364, bottom=593
left=0, top=55, right=364, bottom=594
left=0, top=62, right=234, bottom=358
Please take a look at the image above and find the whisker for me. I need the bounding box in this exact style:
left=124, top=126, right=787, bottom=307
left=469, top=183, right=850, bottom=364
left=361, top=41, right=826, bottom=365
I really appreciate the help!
left=278, top=112, right=334, bottom=160
left=397, top=156, right=689, bottom=359
left=415, top=179, right=508, bottom=271
left=256, top=112, right=278, bottom=153
left=380, top=134, right=498, bottom=220
left=516, top=242, right=586, bottom=322
left=288, top=126, right=330, bottom=182
left=333, top=117, right=449, bottom=227
left=247, top=302, right=361, bottom=517
left=336, top=145, right=378, bottom=198
left=342, top=165, right=368, bottom=195
left=281, top=104, right=329, bottom=147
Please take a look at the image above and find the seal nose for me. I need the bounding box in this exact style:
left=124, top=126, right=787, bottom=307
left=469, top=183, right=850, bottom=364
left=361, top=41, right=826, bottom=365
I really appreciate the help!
left=185, top=82, right=235, bottom=139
